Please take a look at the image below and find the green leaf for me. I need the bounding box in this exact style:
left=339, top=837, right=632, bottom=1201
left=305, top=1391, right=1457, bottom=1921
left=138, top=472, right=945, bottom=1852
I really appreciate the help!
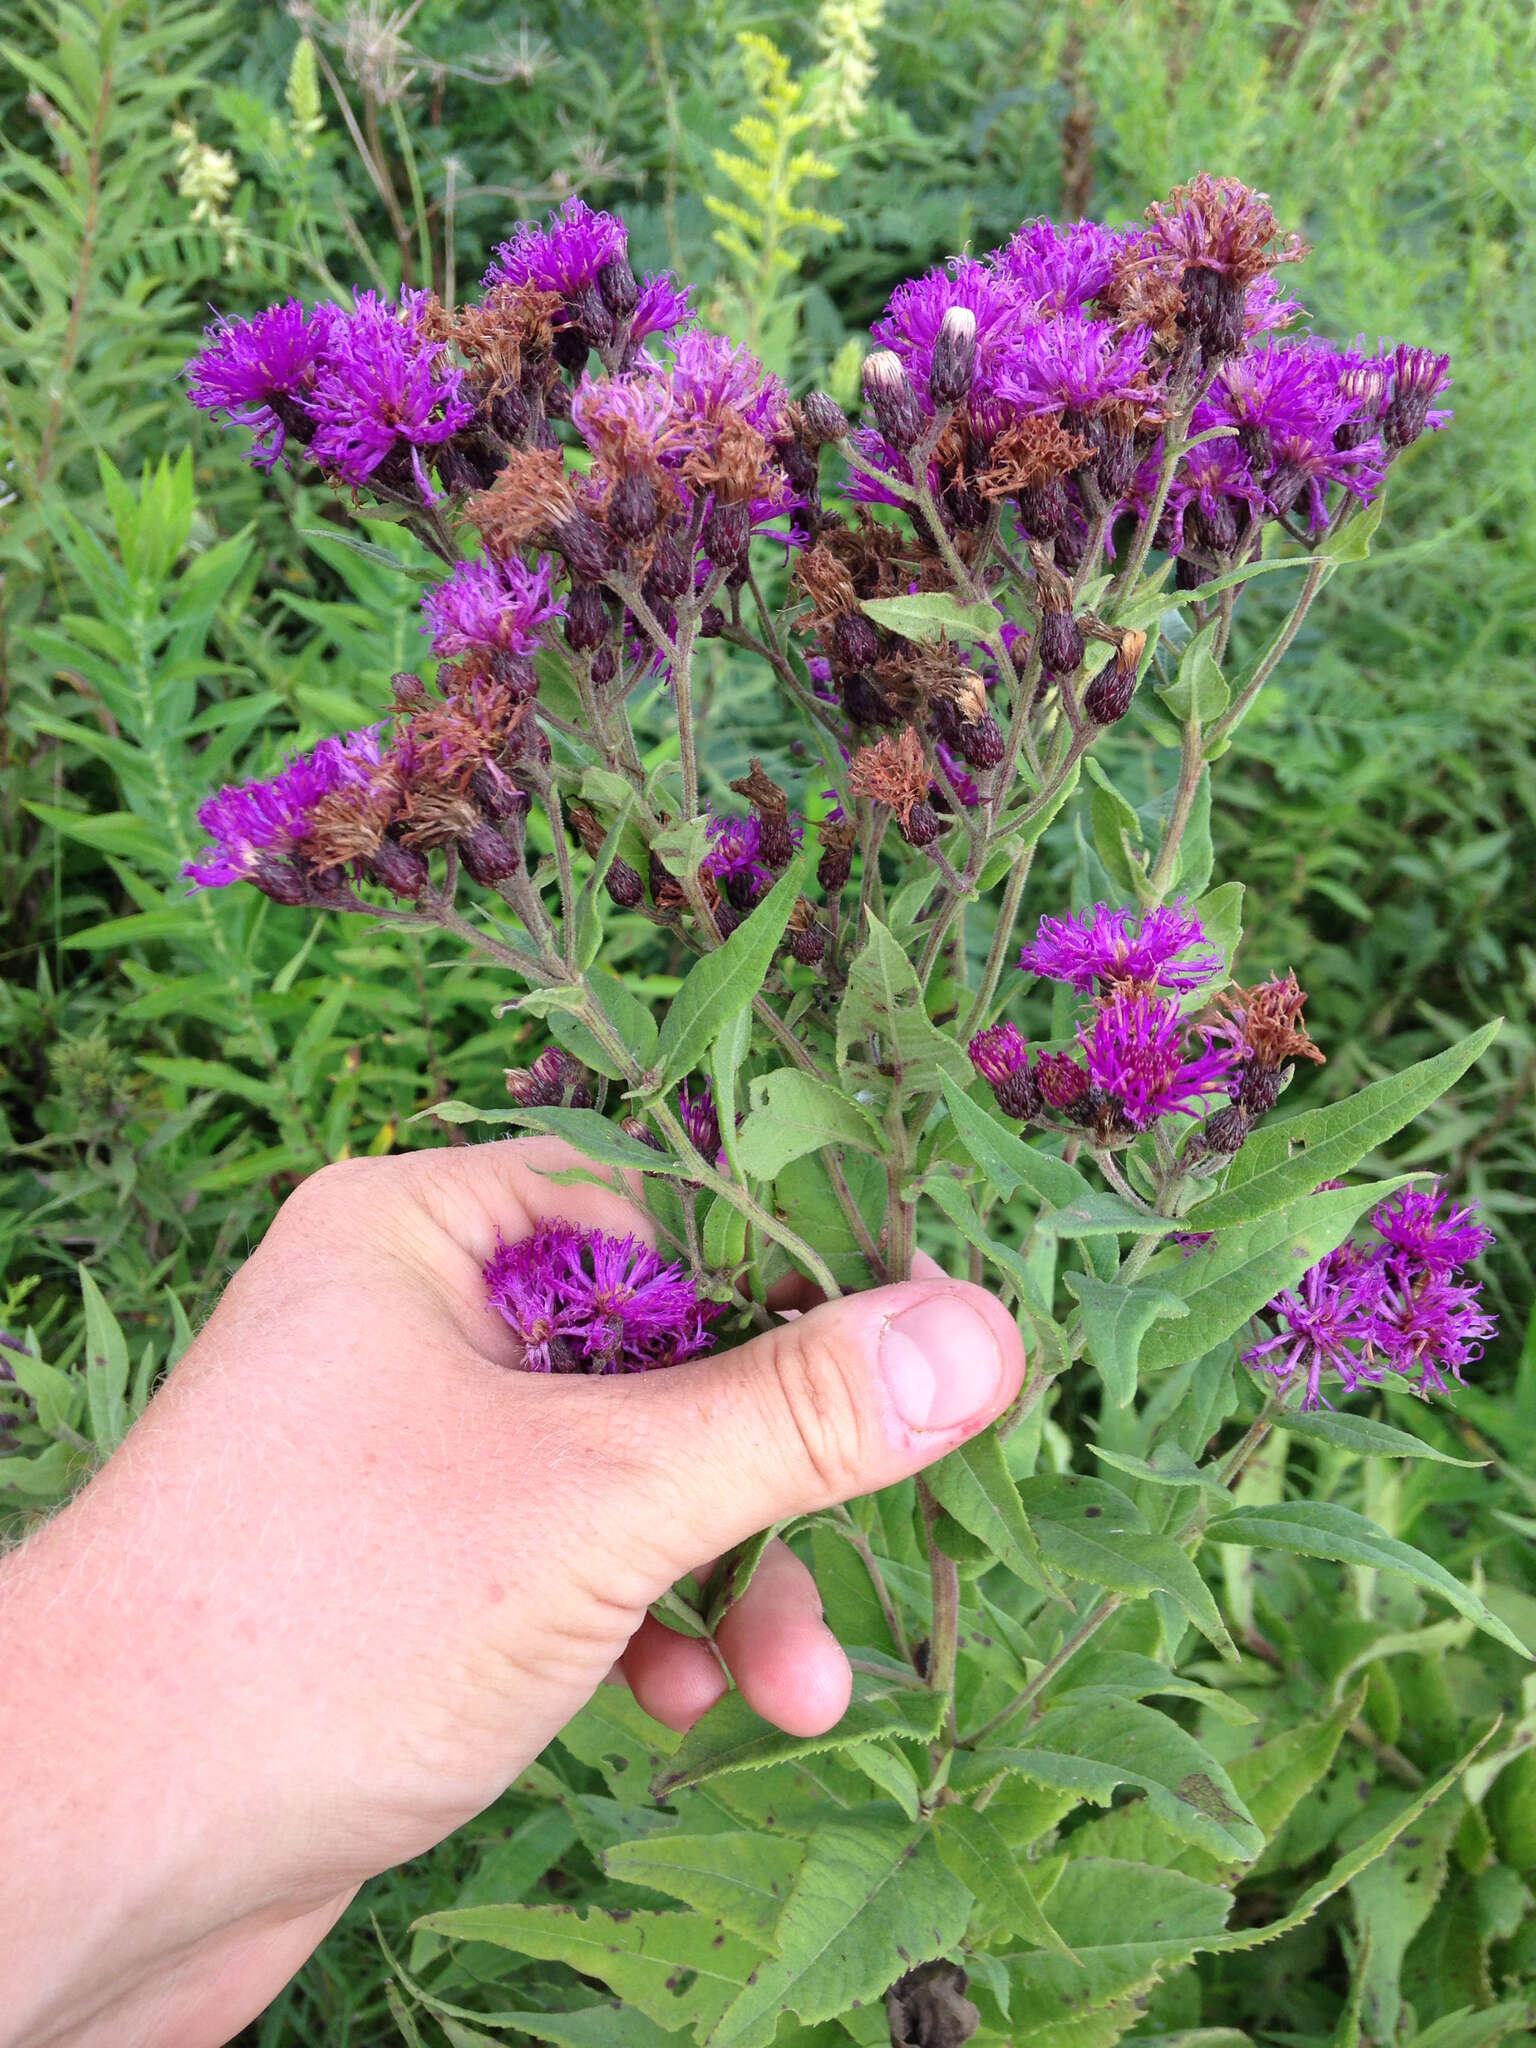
left=934, top=1804, right=1074, bottom=1954
left=1318, top=491, right=1387, bottom=562
left=974, top=1702, right=1263, bottom=1862
left=914, top=1172, right=1051, bottom=1318
left=702, top=1193, right=749, bottom=1272
left=704, top=1527, right=778, bottom=1631
left=571, top=799, right=634, bottom=970
left=548, top=972, right=659, bottom=1081
left=556, top=1688, right=681, bottom=1809
left=1054, top=1651, right=1258, bottom=1727
left=735, top=1068, right=884, bottom=1179
left=427, top=2007, right=681, bottom=2048
left=1032, top=1522, right=1237, bottom=1661
left=1089, top=1443, right=1232, bottom=1500
left=1064, top=1272, right=1189, bottom=1408
left=711, top=1005, right=753, bottom=1183
left=654, top=860, right=804, bottom=1090
left=652, top=1673, right=943, bottom=1797
left=940, top=1076, right=1096, bottom=1210
left=708, top=1816, right=973, bottom=2047
left=836, top=916, right=971, bottom=1104
left=844, top=1741, right=922, bottom=1820
left=604, top=1831, right=805, bottom=1945
left=420, top=1102, right=674, bottom=1175
left=412, top=1903, right=762, bottom=2034
left=1279, top=1406, right=1486, bottom=1467
left=1189, top=1022, right=1501, bottom=1231
left=859, top=590, right=1004, bottom=645
left=25, top=801, right=182, bottom=873
left=78, top=1264, right=130, bottom=1452
left=926, top=1428, right=1061, bottom=1597
left=1206, top=1504, right=1530, bottom=1658
left=1138, top=1180, right=1412, bottom=1374
left=1158, top=617, right=1230, bottom=723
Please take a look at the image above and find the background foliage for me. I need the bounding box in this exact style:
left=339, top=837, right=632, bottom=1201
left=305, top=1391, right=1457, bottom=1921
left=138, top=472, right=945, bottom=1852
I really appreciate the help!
left=2, top=1, right=1534, bottom=2042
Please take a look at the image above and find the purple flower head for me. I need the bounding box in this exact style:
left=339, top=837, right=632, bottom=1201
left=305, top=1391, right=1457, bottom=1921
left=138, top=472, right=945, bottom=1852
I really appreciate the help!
left=420, top=552, right=565, bottom=660
left=968, top=1021, right=1030, bottom=1086
left=999, top=310, right=1156, bottom=421
left=305, top=290, right=473, bottom=504
left=1198, top=342, right=1388, bottom=536
left=1078, top=993, right=1236, bottom=1131
left=186, top=299, right=343, bottom=471
left=184, top=727, right=386, bottom=888
left=872, top=257, right=1027, bottom=409
left=483, top=196, right=628, bottom=298
left=664, top=328, right=788, bottom=440
left=1161, top=437, right=1267, bottom=556
left=702, top=812, right=772, bottom=901
left=630, top=271, right=695, bottom=345
left=1020, top=901, right=1223, bottom=996
left=1382, top=344, right=1453, bottom=450
left=1244, top=275, right=1306, bottom=339
left=679, top=1079, right=723, bottom=1164
left=1243, top=1243, right=1389, bottom=1411
left=1370, top=1180, right=1494, bottom=1278
left=1369, top=1266, right=1496, bottom=1399
left=934, top=741, right=981, bottom=808
left=997, top=219, right=1124, bottom=313
left=485, top=1218, right=719, bottom=1374
left=570, top=367, right=682, bottom=470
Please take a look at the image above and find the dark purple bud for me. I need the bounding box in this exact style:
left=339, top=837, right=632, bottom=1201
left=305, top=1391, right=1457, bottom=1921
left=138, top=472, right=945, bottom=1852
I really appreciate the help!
left=566, top=580, right=612, bottom=653
left=251, top=852, right=312, bottom=907
left=842, top=671, right=894, bottom=727
left=943, top=479, right=988, bottom=531
left=542, top=380, right=573, bottom=423
left=800, top=391, right=850, bottom=444
left=1037, top=606, right=1085, bottom=676
left=929, top=306, right=978, bottom=409
left=459, top=822, right=521, bottom=885
left=818, top=844, right=853, bottom=895
left=831, top=609, right=881, bottom=673
left=605, top=858, right=644, bottom=908
left=573, top=284, right=614, bottom=350
left=590, top=643, right=619, bottom=688
left=955, top=711, right=1004, bottom=769
left=552, top=325, right=589, bottom=374
left=1086, top=415, right=1138, bottom=500
left=1083, top=661, right=1137, bottom=726
left=1180, top=264, right=1246, bottom=360
left=699, top=603, right=725, bottom=639
left=1175, top=552, right=1213, bottom=590
left=900, top=800, right=941, bottom=848
left=391, top=670, right=426, bottom=706
left=713, top=901, right=743, bottom=939
left=1186, top=495, right=1241, bottom=555
left=643, top=531, right=691, bottom=605
left=436, top=441, right=489, bottom=497
left=1202, top=1102, right=1253, bottom=1154
left=788, top=923, right=827, bottom=967
left=597, top=257, right=639, bottom=321
left=1016, top=477, right=1069, bottom=540
left=703, top=498, right=752, bottom=576
left=995, top=1067, right=1042, bottom=1121
left=470, top=764, right=526, bottom=822
left=555, top=512, right=618, bottom=581
left=760, top=815, right=799, bottom=870
left=607, top=469, right=660, bottom=544
left=1237, top=1061, right=1286, bottom=1115
left=490, top=386, right=530, bottom=442
left=779, top=438, right=818, bottom=495
left=724, top=868, right=761, bottom=913
left=620, top=1115, right=665, bottom=1151
left=366, top=837, right=430, bottom=899
left=862, top=349, right=925, bottom=451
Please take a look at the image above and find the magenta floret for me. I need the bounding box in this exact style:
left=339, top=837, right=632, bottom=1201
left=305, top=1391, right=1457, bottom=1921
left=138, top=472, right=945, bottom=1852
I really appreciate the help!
left=484, top=1219, right=719, bottom=1373
left=1020, top=902, right=1223, bottom=996
left=421, top=553, right=566, bottom=660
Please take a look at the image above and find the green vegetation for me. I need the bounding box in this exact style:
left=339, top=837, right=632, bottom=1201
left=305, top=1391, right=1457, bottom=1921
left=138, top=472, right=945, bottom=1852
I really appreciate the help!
left=2, top=3, right=1534, bottom=2041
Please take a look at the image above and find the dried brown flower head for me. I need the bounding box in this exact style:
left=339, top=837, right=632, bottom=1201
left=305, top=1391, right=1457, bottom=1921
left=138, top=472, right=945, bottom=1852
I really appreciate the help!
left=977, top=413, right=1092, bottom=499
left=1214, top=971, right=1325, bottom=1069
left=453, top=283, right=561, bottom=389
left=680, top=410, right=774, bottom=504
left=729, top=759, right=790, bottom=823
left=1144, top=173, right=1309, bottom=289
left=465, top=446, right=580, bottom=551
left=848, top=726, right=931, bottom=828
left=793, top=542, right=861, bottom=623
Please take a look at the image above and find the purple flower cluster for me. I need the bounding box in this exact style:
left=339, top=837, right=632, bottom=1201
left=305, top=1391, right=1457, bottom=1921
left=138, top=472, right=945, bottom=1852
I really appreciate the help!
left=1245, top=1180, right=1496, bottom=1409
left=970, top=904, right=1234, bottom=1143
left=482, top=195, right=692, bottom=351
left=484, top=1218, right=719, bottom=1374
left=185, top=727, right=386, bottom=890
left=188, top=289, right=472, bottom=502
left=421, top=552, right=566, bottom=661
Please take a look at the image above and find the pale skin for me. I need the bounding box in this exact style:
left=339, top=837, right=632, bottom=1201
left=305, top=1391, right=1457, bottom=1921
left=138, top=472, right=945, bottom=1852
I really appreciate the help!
left=0, top=1137, right=1025, bottom=2048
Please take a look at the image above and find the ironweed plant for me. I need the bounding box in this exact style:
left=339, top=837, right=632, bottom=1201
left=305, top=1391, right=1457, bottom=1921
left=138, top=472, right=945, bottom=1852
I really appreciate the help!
left=154, top=175, right=1524, bottom=2039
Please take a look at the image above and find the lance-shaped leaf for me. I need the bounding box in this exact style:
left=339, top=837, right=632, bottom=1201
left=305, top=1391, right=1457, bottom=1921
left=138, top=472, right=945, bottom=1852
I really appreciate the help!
left=915, top=1172, right=1051, bottom=1318
left=837, top=916, right=972, bottom=1103
left=1031, top=1521, right=1236, bottom=1661
left=653, top=1672, right=944, bottom=1797
left=1138, top=1178, right=1414, bottom=1374
left=604, top=1832, right=805, bottom=1946
left=859, top=590, right=1005, bottom=644
left=934, top=1804, right=1075, bottom=1955
left=940, top=1076, right=1098, bottom=1210
left=410, top=1902, right=763, bottom=2034
left=707, top=1816, right=972, bottom=2046
left=1279, top=1405, right=1485, bottom=1467
left=451, top=1103, right=683, bottom=1176
left=1064, top=1270, right=1189, bottom=1408
left=973, top=1702, right=1264, bottom=1863
left=925, top=1428, right=1062, bottom=1597
left=735, top=1068, right=884, bottom=1180
left=1206, top=1502, right=1531, bottom=1658
left=653, top=860, right=805, bottom=1091
left=1188, top=1021, right=1501, bottom=1231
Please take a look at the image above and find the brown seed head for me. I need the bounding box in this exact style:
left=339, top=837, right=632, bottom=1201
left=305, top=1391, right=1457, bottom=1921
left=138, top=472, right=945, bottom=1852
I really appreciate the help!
left=1214, top=971, right=1325, bottom=1071
left=681, top=409, right=775, bottom=504
left=729, top=758, right=790, bottom=823
left=465, top=446, right=580, bottom=553
left=977, top=413, right=1092, bottom=499
left=847, top=726, right=931, bottom=829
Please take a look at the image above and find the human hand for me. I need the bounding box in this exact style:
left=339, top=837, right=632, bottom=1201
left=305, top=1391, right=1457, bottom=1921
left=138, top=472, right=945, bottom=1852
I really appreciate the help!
left=0, top=1138, right=1025, bottom=2048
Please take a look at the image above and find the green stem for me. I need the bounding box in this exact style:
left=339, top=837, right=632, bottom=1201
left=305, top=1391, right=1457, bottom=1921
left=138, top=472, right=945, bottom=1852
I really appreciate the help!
left=1205, top=557, right=1331, bottom=753
left=1145, top=716, right=1205, bottom=900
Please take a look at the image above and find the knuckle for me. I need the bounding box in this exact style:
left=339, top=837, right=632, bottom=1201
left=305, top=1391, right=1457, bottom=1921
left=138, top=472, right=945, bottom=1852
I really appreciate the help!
left=764, top=1321, right=875, bottom=1502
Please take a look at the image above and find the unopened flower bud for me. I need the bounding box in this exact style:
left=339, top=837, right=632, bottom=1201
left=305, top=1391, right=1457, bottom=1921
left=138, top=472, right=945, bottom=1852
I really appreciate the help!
left=929, top=306, right=978, bottom=408
left=954, top=711, right=1004, bottom=769
left=995, top=1067, right=1042, bottom=1121
left=459, top=822, right=521, bottom=885
left=799, top=391, right=850, bottom=444
left=251, top=851, right=312, bottom=907
left=555, top=511, right=618, bottom=581
left=1016, top=478, right=1069, bottom=540
left=620, top=1115, right=665, bottom=1151
left=607, top=469, right=660, bottom=543
left=699, top=604, right=725, bottom=639
left=842, top=672, right=893, bottom=727
left=1037, top=606, right=1085, bottom=676
left=1186, top=495, right=1241, bottom=555
left=573, top=284, right=614, bottom=351
left=643, top=530, right=691, bottom=604
left=552, top=325, right=589, bottom=375
left=779, top=438, right=818, bottom=496
left=831, top=609, right=881, bottom=673
left=1237, top=1061, right=1287, bottom=1115
left=391, top=670, right=426, bottom=706
left=1201, top=1102, right=1252, bottom=1155
left=436, top=441, right=489, bottom=497
left=605, top=858, right=644, bottom=908
left=900, top=799, right=941, bottom=848
left=542, top=378, right=573, bottom=422
left=566, top=580, right=611, bottom=652
left=590, top=644, right=618, bottom=688
left=713, top=902, right=743, bottom=939
left=1084, top=633, right=1145, bottom=726
left=703, top=498, right=752, bottom=576
left=597, top=257, right=639, bottom=321
left=788, top=922, right=827, bottom=966
left=862, top=350, right=925, bottom=451
left=366, top=836, right=430, bottom=899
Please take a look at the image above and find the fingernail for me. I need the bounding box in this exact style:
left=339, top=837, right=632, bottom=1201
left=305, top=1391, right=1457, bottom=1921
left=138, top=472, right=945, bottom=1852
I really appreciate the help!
left=880, top=1293, right=1005, bottom=1433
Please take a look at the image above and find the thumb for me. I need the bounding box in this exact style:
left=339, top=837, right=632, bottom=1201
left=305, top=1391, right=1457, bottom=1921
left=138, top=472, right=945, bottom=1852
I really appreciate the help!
left=605, top=1280, right=1026, bottom=1571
